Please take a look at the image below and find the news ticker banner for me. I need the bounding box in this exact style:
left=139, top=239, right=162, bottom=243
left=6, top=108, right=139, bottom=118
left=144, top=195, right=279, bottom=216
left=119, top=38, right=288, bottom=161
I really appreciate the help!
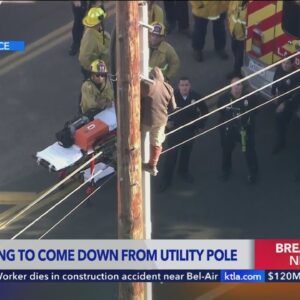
left=0, top=240, right=299, bottom=283
left=0, top=240, right=252, bottom=270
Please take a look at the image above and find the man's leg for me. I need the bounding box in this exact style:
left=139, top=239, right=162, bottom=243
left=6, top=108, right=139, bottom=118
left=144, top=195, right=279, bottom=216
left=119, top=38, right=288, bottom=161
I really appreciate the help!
left=273, top=104, right=294, bottom=154
left=227, top=38, right=244, bottom=78
left=143, top=126, right=165, bottom=176
left=213, top=12, right=228, bottom=59
left=233, top=39, right=244, bottom=76
left=164, top=1, right=176, bottom=33
left=244, top=129, right=259, bottom=183
left=220, top=129, right=235, bottom=180
left=176, top=0, right=189, bottom=31
left=192, top=15, right=209, bottom=61
left=69, top=3, right=86, bottom=56
left=158, top=149, right=178, bottom=192
left=178, top=140, right=194, bottom=183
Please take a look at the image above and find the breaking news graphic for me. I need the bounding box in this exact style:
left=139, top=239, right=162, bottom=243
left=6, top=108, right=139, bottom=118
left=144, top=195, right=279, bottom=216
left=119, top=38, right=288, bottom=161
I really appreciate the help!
left=0, top=239, right=299, bottom=284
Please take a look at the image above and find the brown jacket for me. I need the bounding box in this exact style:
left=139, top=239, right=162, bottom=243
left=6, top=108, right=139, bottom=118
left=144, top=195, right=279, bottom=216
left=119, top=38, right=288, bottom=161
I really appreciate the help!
left=141, top=67, right=177, bottom=127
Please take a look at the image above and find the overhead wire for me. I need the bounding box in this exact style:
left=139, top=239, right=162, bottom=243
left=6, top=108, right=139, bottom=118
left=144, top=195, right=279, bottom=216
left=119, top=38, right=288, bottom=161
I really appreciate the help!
left=38, top=174, right=115, bottom=240
left=4, top=31, right=299, bottom=237
left=168, top=51, right=300, bottom=118
left=0, top=150, right=103, bottom=230
left=162, top=85, right=300, bottom=154
left=11, top=165, right=114, bottom=240
left=166, top=68, right=300, bottom=137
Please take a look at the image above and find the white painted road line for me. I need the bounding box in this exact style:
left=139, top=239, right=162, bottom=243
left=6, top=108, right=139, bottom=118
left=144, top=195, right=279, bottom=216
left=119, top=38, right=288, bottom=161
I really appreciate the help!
left=0, top=32, right=71, bottom=76
left=0, top=5, right=115, bottom=75
left=0, top=21, right=73, bottom=69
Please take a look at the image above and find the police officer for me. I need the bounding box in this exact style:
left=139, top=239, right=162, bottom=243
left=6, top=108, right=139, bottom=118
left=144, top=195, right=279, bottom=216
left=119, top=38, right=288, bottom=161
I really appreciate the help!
left=68, top=1, right=88, bottom=56
left=271, top=57, right=300, bottom=154
left=149, top=22, right=180, bottom=82
left=79, top=7, right=111, bottom=80
left=190, top=0, right=229, bottom=62
left=218, top=77, right=258, bottom=183
left=80, top=59, right=113, bottom=114
left=158, top=77, right=208, bottom=192
left=227, top=0, right=247, bottom=78
left=141, top=67, right=177, bottom=176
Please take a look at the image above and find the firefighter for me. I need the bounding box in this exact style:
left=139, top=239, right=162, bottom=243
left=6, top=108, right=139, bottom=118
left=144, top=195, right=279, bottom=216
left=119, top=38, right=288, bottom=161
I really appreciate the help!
left=190, top=0, right=229, bottom=62
left=149, top=22, right=180, bottom=82
left=148, top=1, right=164, bottom=24
left=68, top=1, right=88, bottom=56
left=158, top=76, right=208, bottom=192
left=79, top=7, right=111, bottom=80
left=227, top=0, right=247, bottom=78
left=80, top=59, right=113, bottom=114
left=271, top=57, right=300, bottom=154
left=141, top=67, right=177, bottom=176
left=218, top=77, right=258, bottom=183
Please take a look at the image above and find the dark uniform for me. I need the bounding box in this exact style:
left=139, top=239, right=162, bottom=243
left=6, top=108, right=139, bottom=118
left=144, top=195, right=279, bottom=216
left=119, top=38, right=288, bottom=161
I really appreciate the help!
left=160, top=89, right=208, bottom=188
left=163, top=0, right=189, bottom=33
left=271, top=64, right=300, bottom=153
left=218, top=91, right=258, bottom=182
left=69, top=1, right=88, bottom=56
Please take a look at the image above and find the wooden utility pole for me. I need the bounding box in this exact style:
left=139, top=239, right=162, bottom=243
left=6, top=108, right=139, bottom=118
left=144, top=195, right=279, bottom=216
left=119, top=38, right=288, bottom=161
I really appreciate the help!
left=116, top=1, right=144, bottom=300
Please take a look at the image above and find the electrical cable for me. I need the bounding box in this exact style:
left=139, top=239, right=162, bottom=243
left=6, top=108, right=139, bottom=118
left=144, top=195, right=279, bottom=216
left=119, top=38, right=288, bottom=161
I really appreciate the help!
left=168, top=52, right=300, bottom=117
left=166, top=68, right=300, bottom=137
left=0, top=150, right=104, bottom=230
left=11, top=165, right=114, bottom=240
left=38, top=174, right=115, bottom=240
left=162, top=85, right=300, bottom=154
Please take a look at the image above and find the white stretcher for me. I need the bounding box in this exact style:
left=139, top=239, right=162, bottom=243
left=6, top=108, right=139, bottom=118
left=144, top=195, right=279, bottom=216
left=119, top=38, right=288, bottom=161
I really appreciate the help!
left=35, top=106, right=117, bottom=183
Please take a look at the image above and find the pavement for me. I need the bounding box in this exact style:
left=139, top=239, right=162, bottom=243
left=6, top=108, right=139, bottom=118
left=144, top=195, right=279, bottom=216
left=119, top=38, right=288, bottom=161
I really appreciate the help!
left=0, top=1, right=300, bottom=300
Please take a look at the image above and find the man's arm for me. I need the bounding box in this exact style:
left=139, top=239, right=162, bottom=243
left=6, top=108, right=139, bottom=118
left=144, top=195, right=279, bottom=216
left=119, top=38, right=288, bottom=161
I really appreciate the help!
left=165, top=46, right=180, bottom=80
left=80, top=83, right=96, bottom=113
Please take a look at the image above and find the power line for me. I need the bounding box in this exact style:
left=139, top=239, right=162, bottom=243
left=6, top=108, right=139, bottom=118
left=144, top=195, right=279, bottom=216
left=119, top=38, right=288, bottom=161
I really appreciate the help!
left=166, top=68, right=300, bottom=137
left=168, top=51, right=300, bottom=117
left=1, top=133, right=116, bottom=230
left=162, top=85, right=300, bottom=154
left=38, top=174, right=115, bottom=240
left=11, top=166, right=113, bottom=240
left=0, top=150, right=103, bottom=231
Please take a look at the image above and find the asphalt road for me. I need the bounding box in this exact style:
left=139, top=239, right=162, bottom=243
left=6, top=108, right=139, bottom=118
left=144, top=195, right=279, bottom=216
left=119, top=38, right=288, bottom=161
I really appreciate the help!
left=1, top=1, right=300, bottom=300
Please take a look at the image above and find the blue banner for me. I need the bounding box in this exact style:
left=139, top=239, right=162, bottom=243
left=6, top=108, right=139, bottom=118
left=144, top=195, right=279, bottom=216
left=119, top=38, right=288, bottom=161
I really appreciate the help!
left=221, top=270, right=265, bottom=282
left=0, top=270, right=221, bottom=283
left=0, top=41, right=25, bottom=51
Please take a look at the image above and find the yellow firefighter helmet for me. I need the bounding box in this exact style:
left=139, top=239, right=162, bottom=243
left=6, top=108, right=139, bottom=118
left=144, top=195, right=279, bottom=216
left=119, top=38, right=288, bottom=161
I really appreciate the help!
left=83, top=7, right=106, bottom=27
left=90, top=59, right=107, bottom=74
